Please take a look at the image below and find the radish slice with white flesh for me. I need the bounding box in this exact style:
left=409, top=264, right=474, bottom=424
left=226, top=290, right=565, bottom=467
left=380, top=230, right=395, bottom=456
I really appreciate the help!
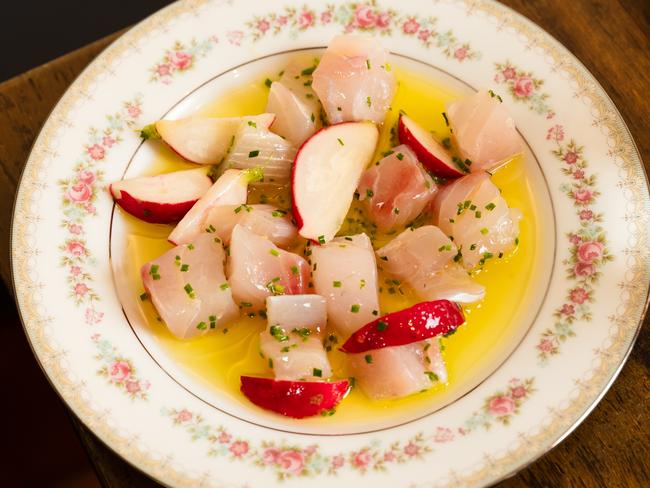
left=397, top=114, right=465, bottom=179
left=376, top=225, right=485, bottom=303
left=292, top=121, right=379, bottom=243
left=143, top=114, right=275, bottom=165
left=141, top=233, right=238, bottom=340
left=203, top=204, right=297, bottom=247
left=221, top=123, right=297, bottom=184
left=110, top=168, right=212, bottom=224
left=260, top=295, right=332, bottom=381
left=227, top=225, right=310, bottom=310
left=266, top=56, right=323, bottom=146
left=446, top=90, right=523, bottom=172
left=168, top=168, right=262, bottom=245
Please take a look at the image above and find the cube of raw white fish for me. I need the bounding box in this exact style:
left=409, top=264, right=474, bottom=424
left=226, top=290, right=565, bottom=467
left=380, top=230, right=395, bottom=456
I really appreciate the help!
left=358, top=144, right=437, bottom=231
left=260, top=295, right=332, bottom=380
left=311, top=233, right=380, bottom=337
left=348, top=338, right=447, bottom=400
left=376, top=225, right=485, bottom=303
left=222, top=121, right=297, bottom=184
left=432, top=172, right=521, bottom=269
left=227, top=225, right=310, bottom=309
left=141, top=233, right=238, bottom=340
left=266, top=56, right=323, bottom=146
left=168, top=169, right=251, bottom=245
left=203, top=204, right=297, bottom=247
left=446, top=90, right=523, bottom=172
left=312, top=35, right=396, bottom=125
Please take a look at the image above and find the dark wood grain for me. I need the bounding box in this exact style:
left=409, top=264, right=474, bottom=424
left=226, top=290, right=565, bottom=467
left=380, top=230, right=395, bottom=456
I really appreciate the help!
left=1, top=1, right=648, bottom=487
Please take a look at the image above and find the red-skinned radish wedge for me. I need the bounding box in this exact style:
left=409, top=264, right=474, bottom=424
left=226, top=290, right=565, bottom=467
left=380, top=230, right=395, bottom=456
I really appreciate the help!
left=240, top=376, right=350, bottom=418
left=143, top=114, right=275, bottom=165
left=292, top=122, right=379, bottom=243
left=110, top=168, right=212, bottom=224
left=340, top=300, right=465, bottom=353
left=398, top=114, right=465, bottom=179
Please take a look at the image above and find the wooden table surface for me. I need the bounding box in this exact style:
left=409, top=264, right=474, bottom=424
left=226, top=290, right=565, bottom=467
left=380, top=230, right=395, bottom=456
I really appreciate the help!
left=1, top=1, right=648, bottom=486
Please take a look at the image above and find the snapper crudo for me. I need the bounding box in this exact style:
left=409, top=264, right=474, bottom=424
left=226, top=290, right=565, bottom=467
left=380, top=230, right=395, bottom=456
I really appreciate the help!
left=358, top=144, right=437, bottom=231
left=141, top=233, right=238, bottom=340
left=312, top=35, right=396, bottom=125
left=432, top=172, right=521, bottom=269
left=259, top=295, right=332, bottom=381
left=227, top=225, right=310, bottom=309
left=446, top=90, right=522, bottom=172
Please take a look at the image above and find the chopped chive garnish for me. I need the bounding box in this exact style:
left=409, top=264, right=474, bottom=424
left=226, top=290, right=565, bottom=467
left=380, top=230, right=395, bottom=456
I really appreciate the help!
left=515, top=237, right=520, bottom=245
left=333, top=280, right=342, bottom=288
left=366, top=96, right=372, bottom=107
left=366, top=59, right=371, bottom=69
left=268, top=358, right=274, bottom=369
left=139, top=292, right=149, bottom=301
left=442, top=137, right=452, bottom=149
left=470, top=243, right=477, bottom=251
left=485, top=202, right=496, bottom=211
left=380, top=256, right=388, bottom=261
left=301, top=65, right=316, bottom=75
left=180, top=264, right=190, bottom=272
left=364, top=354, right=373, bottom=364
left=393, top=207, right=400, bottom=214
left=184, top=283, right=195, bottom=298
left=290, top=265, right=299, bottom=275
left=475, top=210, right=482, bottom=218
left=318, top=235, right=326, bottom=244
left=269, top=248, right=280, bottom=257
left=247, top=120, right=257, bottom=128
left=350, top=304, right=360, bottom=313
left=337, top=138, right=344, bottom=146
left=337, top=106, right=342, bottom=111
left=196, top=321, right=207, bottom=330
left=270, top=325, right=289, bottom=342
left=149, top=264, right=161, bottom=280
left=372, top=310, right=379, bottom=316
left=187, top=244, right=195, bottom=250
left=377, top=321, right=388, bottom=331
left=442, top=112, right=449, bottom=126
left=271, top=209, right=287, bottom=217
left=310, top=113, right=315, bottom=123
left=366, top=188, right=374, bottom=198
left=396, top=152, right=404, bottom=160
left=206, top=224, right=216, bottom=233
left=220, top=283, right=230, bottom=290
left=359, top=279, right=366, bottom=289
left=292, top=327, right=311, bottom=340
left=248, top=150, right=260, bottom=158
left=438, top=244, right=452, bottom=252
left=344, top=236, right=353, bottom=241
left=425, top=371, right=439, bottom=382
left=264, top=78, right=272, bottom=87
left=313, top=368, right=323, bottom=377
left=480, top=227, right=489, bottom=235
left=240, top=301, right=253, bottom=308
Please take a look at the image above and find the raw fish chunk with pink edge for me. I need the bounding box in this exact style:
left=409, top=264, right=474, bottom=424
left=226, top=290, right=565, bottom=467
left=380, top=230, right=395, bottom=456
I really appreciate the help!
left=259, top=295, right=332, bottom=381
left=446, top=90, right=522, bottom=172
left=227, top=225, right=310, bottom=309
left=432, top=172, right=521, bottom=269
left=358, top=144, right=437, bottom=231
left=141, top=233, right=238, bottom=340
left=376, top=225, right=485, bottom=303
left=312, top=35, right=396, bottom=125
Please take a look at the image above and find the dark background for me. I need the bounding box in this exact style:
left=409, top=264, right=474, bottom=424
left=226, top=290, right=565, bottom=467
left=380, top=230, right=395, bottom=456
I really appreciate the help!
left=0, top=1, right=173, bottom=82
left=1, top=1, right=648, bottom=488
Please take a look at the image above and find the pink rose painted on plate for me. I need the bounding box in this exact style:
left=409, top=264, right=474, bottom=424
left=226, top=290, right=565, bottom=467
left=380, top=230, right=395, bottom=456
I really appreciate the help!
left=278, top=450, right=304, bottom=474
left=376, top=12, right=390, bottom=28
left=297, top=10, right=314, bottom=29
left=513, top=76, right=534, bottom=98
left=67, top=182, right=92, bottom=203
left=176, top=409, right=193, bottom=423
left=488, top=395, right=515, bottom=416
left=577, top=241, right=604, bottom=263
left=66, top=241, right=86, bottom=257
left=263, top=448, right=280, bottom=465
left=355, top=5, right=376, bottom=28
left=570, top=287, right=590, bottom=304
left=352, top=450, right=371, bottom=468
left=402, top=18, right=419, bottom=34
left=77, top=169, right=95, bottom=185
left=109, top=360, right=131, bottom=382
left=87, top=144, right=105, bottom=160
left=229, top=440, right=249, bottom=458
left=168, top=51, right=193, bottom=70
left=574, top=262, right=595, bottom=277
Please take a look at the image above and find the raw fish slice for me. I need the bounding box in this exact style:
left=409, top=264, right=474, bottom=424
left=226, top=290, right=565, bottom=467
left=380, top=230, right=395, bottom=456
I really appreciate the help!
left=169, top=169, right=257, bottom=245
left=310, top=233, right=379, bottom=337
left=348, top=339, right=443, bottom=400
left=222, top=123, right=297, bottom=183
left=446, top=90, right=522, bottom=171
left=376, top=226, right=485, bottom=303
left=312, top=35, right=396, bottom=125
left=152, top=114, right=274, bottom=165
left=260, top=294, right=331, bottom=381
left=227, top=225, right=310, bottom=309
left=358, top=145, right=436, bottom=231
left=203, top=204, right=297, bottom=247
left=433, top=172, right=521, bottom=269
left=266, top=56, right=323, bottom=146
left=141, top=233, right=238, bottom=340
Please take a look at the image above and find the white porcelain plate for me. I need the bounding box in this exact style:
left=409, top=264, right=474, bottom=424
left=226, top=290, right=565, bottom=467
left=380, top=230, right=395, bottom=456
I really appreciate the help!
left=12, top=1, right=649, bottom=486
